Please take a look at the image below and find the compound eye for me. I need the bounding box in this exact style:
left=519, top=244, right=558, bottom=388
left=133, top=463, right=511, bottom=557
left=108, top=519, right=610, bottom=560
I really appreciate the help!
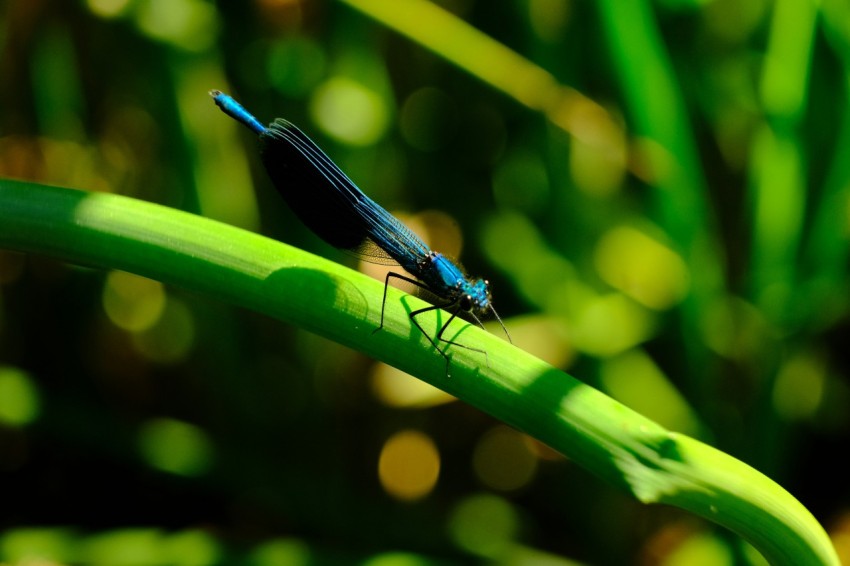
left=460, top=295, right=473, bottom=311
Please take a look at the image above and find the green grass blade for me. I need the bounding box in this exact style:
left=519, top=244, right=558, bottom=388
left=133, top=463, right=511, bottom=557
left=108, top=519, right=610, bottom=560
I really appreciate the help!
left=595, top=0, right=727, bottom=420
left=802, top=2, right=850, bottom=309
left=336, top=0, right=624, bottom=153
left=748, top=0, right=817, bottom=322
left=0, top=179, right=839, bottom=565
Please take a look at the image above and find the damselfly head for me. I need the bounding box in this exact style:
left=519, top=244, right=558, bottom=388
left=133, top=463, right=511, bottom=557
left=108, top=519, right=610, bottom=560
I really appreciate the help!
left=462, top=278, right=491, bottom=314
left=463, top=277, right=512, bottom=344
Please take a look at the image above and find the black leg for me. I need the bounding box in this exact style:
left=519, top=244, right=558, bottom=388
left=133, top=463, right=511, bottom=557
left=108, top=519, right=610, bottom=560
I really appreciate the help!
left=372, top=271, right=434, bottom=334
left=432, top=307, right=490, bottom=370
left=407, top=300, right=459, bottom=374
left=372, top=271, right=488, bottom=375
left=406, top=302, right=490, bottom=375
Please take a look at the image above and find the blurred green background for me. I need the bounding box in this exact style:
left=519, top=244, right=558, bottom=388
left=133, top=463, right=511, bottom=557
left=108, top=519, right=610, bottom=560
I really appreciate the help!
left=1, top=0, right=849, bottom=564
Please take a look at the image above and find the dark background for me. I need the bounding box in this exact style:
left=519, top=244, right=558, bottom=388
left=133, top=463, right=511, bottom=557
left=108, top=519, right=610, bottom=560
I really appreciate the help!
left=1, top=0, right=849, bottom=564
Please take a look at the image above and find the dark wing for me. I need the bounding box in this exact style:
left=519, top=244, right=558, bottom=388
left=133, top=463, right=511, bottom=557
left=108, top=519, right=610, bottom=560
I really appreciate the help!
left=260, top=119, right=432, bottom=273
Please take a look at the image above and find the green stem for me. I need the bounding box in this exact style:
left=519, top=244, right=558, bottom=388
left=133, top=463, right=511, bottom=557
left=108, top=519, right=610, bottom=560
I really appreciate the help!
left=0, top=179, right=838, bottom=566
